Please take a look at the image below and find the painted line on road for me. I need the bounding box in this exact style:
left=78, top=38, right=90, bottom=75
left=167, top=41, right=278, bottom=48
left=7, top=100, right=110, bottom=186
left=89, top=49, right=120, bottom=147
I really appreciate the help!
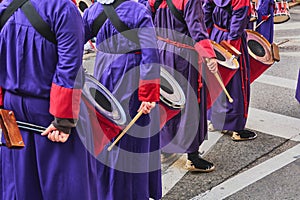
left=246, top=107, right=300, bottom=141
left=254, top=74, right=297, bottom=90
left=162, top=131, right=223, bottom=197
left=275, top=22, right=300, bottom=30
left=190, top=143, right=300, bottom=200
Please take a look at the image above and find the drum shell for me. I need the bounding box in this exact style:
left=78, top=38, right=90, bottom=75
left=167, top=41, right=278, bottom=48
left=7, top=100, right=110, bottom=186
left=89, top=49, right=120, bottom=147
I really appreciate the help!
left=249, top=56, right=271, bottom=83
left=159, top=67, right=186, bottom=129
left=79, top=73, right=126, bottom=155
left=205, top=40, right=239, bottom=108
left=274, top=1, right=290, bottom=24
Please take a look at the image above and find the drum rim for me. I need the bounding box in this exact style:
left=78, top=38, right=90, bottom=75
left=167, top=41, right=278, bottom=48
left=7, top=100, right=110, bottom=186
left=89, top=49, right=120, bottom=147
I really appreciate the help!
left=160, top=67, right=186, bottom=109
left=210, top=40, right=239, bottom=70
left=83, top=74, right=127, bottom=126
left=246, top=29, right=275, bottom=65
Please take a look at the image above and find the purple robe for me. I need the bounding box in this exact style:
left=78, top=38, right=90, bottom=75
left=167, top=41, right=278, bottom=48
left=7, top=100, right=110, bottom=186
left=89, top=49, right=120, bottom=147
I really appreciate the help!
left=0, top=0, right=99, bottom=199
left=149, top=0, right=216, bottom=153
left=203, top=0, right=251, bottom=131
left=296, top=69, right=300, bottom=103
left=83, top=1, right=162, bottom=199
left=256, top=0, right=274, bottom=43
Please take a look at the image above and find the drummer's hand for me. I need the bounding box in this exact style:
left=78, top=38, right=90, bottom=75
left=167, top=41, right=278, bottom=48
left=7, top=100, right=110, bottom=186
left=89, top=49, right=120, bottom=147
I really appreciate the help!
left=41, top=124, right=70, bottom=143
left=207, top=58, right=218, bottom=74
left=138, top=101, right=156, bottom=114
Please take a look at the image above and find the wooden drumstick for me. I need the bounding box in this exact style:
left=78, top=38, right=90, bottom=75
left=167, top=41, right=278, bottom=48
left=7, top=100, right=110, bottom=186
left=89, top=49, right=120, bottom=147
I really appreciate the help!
left=254, top=14, right=271, bottom=31
left=276, top=39, right=289, bottom=46
left=206, top=58, right=234, bottom=103
left=107, top=110, right=143, bottom=151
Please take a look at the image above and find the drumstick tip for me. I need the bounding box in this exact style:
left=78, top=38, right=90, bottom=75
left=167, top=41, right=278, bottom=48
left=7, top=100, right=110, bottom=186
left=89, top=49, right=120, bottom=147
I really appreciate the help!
left=229, top=98, right=234, bottom=103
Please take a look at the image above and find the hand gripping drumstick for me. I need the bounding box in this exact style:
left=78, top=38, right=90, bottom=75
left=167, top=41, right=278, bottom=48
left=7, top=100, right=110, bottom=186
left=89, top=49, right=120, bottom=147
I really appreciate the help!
left=107, top=110, right=143, bottom=151
left=206, top=58, right=234, bottom=103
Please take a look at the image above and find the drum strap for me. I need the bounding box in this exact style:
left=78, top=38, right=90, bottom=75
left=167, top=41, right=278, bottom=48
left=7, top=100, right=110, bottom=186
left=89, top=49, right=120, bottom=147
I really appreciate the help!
left=0, top=0, right=57, bottom=44
left=152, top=0, right=185, bottom=24
left=102, top=2, right=139, bottom=45
left=92, top=0, right=139, bottom=45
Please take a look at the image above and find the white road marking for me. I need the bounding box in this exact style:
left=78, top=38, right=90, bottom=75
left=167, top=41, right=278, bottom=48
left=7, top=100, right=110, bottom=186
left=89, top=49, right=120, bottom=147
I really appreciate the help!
left=162, top=131, right=223, bottom=196
left=254, top=74, right=297, bottom=90
left=246, top=107, right=300, bottom=141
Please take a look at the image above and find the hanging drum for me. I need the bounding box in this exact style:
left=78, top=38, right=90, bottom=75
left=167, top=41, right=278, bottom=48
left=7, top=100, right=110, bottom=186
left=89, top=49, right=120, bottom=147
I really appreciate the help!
left=274, top=1, right=291, bottom=24
left=205, top=40, right=239, bottom=108
left=75, top=0, right=93, bottom=14
left=159, top=67, right=186, bottom=129
left=79, top=73, right=126, bottom=155
left=246, top=29, right=275, bottom=83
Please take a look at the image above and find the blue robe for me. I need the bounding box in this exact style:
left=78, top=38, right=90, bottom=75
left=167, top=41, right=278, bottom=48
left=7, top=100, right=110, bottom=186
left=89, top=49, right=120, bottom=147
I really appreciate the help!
left=296, top=69, right=300, bottom=103
left=256, top=0, right=274, bottom=43
left=149, top=0, right=216, bottom=153
left=83, top=1, right=162, bottom=199
left=203, top=0, right=251, bottom=131
left=0, top=0, right=99, bottom=199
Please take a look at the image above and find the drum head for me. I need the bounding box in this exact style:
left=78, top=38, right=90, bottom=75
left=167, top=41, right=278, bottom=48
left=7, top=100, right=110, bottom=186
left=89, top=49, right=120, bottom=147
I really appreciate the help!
left=274, top=1, right=290, bottom=24
left=274, top=15, right=290, bottom=24
left=210, top=40, right=239, bottom=70
left=246, top=29, right=274, bottom=65
left=83, top=74, right=126, bottom=125
left=76, top=0, right=92, bottom=13
left=160, top=67, right=186, bottom=109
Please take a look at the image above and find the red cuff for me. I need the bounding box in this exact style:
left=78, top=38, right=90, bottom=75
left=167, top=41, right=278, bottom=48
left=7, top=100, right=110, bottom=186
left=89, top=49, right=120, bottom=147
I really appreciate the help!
left=49, top=83, right=82, bottom=119
left=194, top=39, right=216, bottom=59
left=0, top=87, right=3, bottom=107
left=138, top=79, right=160, bottom=102
left=262, top=15, right=269, bottom=21
left=228, top=38, right=242, bottom=52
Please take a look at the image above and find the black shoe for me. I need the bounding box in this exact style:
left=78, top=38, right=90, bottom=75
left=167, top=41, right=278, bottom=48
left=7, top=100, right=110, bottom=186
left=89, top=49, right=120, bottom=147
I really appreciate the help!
left=231, top=130, right=257, bottom=141
left=185, top=153, right=215, bottom=172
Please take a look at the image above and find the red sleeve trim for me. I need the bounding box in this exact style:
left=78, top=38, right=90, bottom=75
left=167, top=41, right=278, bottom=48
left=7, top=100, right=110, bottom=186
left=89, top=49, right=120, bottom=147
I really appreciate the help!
left=232, top=0, right=249, bottom=11
left=138, top=79, right=160, bottom=102
left=172, top=0, right=189, bottom=11
left=194, top=39, right=216, bottom=59
left=0, top=87, right=3, bottom=107
left=49, top=83, right=82, bottom=119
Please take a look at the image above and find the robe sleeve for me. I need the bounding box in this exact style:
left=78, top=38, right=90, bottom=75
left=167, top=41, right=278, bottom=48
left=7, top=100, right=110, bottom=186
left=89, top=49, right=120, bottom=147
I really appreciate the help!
left=0, top=87, right=3, bottom=107
left=257, top=0, right=273, bottom=18
left=49, top=2, right=84, bottom=120
left=203, top=0, right=215, bottom=35
left=228, top=0, right=250, bottom=50
left=137, top=8, right=160, bottom=102
left=184, top=0, right=215, bottom=59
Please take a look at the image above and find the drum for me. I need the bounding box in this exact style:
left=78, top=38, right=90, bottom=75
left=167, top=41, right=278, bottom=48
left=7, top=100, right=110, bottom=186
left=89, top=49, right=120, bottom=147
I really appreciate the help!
left=82, top=73, right=126, bottom=126
left=250, top=1, right=258, bottom=22
left=205, top=40, right=239, bottom=108
left=75, top=0, right=93, bottom=14
left=246, top=29, right=275, bottom=82
left=80, top=73, right=126, bottom=155
left=210, top=40, right=239, bottom=70
left=159, top=67, right=186, bottom=129
left=274, top=1, right=291, bottom=24
left=160, top=67, right=186, bottom=109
